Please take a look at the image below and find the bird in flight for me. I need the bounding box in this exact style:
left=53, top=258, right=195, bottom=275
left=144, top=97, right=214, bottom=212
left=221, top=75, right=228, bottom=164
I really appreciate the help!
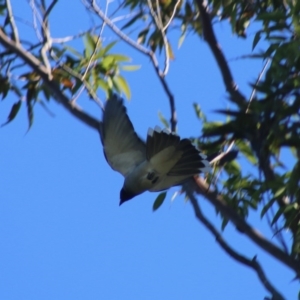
left=99, top=95, right=211, bottom=205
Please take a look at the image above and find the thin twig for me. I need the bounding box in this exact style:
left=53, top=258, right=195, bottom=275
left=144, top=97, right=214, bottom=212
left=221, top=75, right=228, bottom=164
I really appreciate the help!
left=147, top=0, right=170, bottom=76
left=185, top=186, right=285, bottom=300
left=5, top=0, right=20, bottom=44
left=246, top=58, right=271, bottom=113
left=44, top=0, right=58, bottom=19
left=40, top=0, right=58, bottom=80
left=81, top=0, right=109, bottom=81
left=29, top=0, right=43, bottom=42
left=163, top=0, right=181, bottom=32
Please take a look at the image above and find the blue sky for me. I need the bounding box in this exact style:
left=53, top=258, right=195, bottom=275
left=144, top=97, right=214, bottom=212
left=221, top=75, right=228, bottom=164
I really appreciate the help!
left=0, top=1, right=298, bottom=299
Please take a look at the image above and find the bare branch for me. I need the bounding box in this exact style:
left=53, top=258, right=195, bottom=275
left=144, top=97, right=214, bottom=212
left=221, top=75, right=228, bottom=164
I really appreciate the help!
left=0, top=28, right=100, bottom=131
left=5, top=0, right=20, bottom=44
left=40, top=1, right=58, bottom=80
left=82, top=0, right=109, bottom=81
left=44, top=0, right=58, bottom=19
left=185, top=187, right=285, bottom=300
left=147, top=0, right=170, bottom=76
left=163, top=0, right=181, bottom=32
left=186, top=176, right=300, bottom=276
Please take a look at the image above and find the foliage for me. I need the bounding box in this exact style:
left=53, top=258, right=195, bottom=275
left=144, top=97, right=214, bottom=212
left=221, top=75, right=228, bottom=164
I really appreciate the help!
left=1, top=0, right=300, bottom=298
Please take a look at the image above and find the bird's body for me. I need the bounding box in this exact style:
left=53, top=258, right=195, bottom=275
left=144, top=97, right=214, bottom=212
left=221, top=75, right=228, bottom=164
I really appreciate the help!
left=100, top=95, right=211, bottom=205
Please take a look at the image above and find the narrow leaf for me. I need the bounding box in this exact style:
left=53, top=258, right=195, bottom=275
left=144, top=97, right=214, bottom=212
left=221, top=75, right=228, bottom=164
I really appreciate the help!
left=158, top=111, right=169, bottom=128
left=121, top=12, right=143, bottom=30
left=113, top=75, right=131, bottom=99
left=1, top=100, right=22, bottom=127
left=121, top=65, right=141, bottom=71
left=252, top=31, right=261, bottom=51
left=153, top=192, right=167, bottom=211
left=271, top=207, right=285, bottom=226
left=261, top=198, right=276, bottom=218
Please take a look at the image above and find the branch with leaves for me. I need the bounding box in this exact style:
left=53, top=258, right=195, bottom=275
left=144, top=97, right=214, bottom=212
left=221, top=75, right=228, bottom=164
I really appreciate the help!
left=0, top=28, right=100, bottom=131
left=87, top=0, right=177, bottom=132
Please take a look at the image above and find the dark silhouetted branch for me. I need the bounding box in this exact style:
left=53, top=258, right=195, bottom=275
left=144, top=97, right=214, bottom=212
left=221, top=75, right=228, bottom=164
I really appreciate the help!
left=187, top=176, right=300, bottom=277
left=195, top=0, right=247, bottom=106
left=185, top=186, right=285, bottom=300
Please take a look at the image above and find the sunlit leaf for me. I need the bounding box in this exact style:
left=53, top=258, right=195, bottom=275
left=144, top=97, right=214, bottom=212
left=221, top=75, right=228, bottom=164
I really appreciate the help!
left=96, top=41, right=118, bottom=58
left=109, top=54, right=131, bottom=62
left=167, top=42, right=175, bottom=60
left=113, top=75, right=131, bottom=99
left=158, top=111, right=169, bottom=129
left=121, top=65, right=141, bottom=71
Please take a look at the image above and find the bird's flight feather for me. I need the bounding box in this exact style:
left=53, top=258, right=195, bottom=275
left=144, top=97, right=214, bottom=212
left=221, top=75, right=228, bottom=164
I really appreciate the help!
left=100, top=95, right=146, bottom=176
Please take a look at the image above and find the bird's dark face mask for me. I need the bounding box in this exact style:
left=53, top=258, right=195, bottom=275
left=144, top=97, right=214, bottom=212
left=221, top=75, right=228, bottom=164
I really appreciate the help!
left=119, top=188, right=136, bottom=205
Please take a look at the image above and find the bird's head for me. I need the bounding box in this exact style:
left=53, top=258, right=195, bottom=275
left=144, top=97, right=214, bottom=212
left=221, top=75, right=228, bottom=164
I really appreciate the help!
left=119, top=188, right=136, bottom=205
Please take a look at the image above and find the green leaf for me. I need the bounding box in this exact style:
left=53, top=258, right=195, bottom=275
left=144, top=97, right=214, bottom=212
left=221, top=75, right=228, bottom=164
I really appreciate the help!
left=113, top=75, right=131, bottom=99
left=153, top=192, right=167, bottom=211
left=274, top=187, right=286, bottom=198
left=109, top=54, right=131, bottom=62
left=137, top=28, right=150, bottom=45
left=193, top=103, right=206, bottom=122
left=1, top=100, right=22, bottom=127
left=26, top=97, right=34, bottom=131
left=121, top=12, right=143, bottom=30
left=256, top=11, right=286, bottom=22
left=221, top=218, right=229, bottom=230
left=236, top=141, right=257, bottom=164
left=84, top=33, right=97, bottom=57
left=260, top=198, right=276, bottom=218
left=101, top=56, right=116, bottom=70
left=178, top=31, right=186, bottom=49
left=252, top=31, right=261, bottom=51
left=224, top=160, right=241, bottom=176
left=96, top=78, right=109, bottom=95
left=158, top=111, right=169, bottom=129
left=121, top=65, right=141, bottom=71
left=97, top=41, right=118, bottom=58
left=271, top=206, right=285, bottom=226
left=0, top=76, right=10, bottom=100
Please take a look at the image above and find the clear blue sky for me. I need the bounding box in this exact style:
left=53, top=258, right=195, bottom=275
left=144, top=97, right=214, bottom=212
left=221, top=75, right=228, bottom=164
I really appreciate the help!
left=0, top=1, right=298, bottom=299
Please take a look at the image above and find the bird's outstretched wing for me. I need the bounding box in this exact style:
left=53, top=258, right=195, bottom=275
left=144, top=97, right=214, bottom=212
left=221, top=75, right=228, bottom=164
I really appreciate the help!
left=146, top=127, right=211, bottom=191
left=100, top=95, right=146, bottom=176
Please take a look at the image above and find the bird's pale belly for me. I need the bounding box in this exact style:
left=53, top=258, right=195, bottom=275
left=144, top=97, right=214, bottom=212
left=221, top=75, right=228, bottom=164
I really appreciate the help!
left=123, top=161, right=160, bottom=195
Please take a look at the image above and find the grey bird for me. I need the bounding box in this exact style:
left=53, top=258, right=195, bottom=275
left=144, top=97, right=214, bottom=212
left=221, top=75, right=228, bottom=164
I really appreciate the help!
left=99, top=95, right=211, bottom=205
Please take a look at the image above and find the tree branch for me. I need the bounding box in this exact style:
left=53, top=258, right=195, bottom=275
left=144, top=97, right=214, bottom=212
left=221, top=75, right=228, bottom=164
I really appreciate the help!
left=187, top=176, right=300, bottom=276
left=0, top=28, right=100, bottom=131
left=5, top=0, right=20, bottom=44
left=195, top=0, right=247, bottom=106
left=147, top=0, right=170, bottom=76
left=185, top=186, right=285, bottom=300
left=88, top=0, right=177, bottom=132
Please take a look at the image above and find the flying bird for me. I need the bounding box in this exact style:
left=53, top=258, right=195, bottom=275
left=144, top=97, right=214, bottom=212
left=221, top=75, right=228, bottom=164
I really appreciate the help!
left=99, top=95, right=211, bottom=205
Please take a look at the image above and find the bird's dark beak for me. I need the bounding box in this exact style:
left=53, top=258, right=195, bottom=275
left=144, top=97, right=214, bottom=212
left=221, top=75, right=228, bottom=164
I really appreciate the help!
left=119, top=188, right=135, bottom=205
